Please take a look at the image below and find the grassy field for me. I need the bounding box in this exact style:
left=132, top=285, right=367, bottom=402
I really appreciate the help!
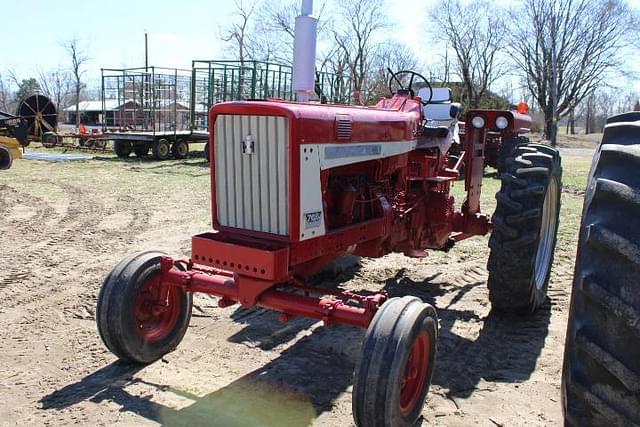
left=0, top=145, right=595, bottom=426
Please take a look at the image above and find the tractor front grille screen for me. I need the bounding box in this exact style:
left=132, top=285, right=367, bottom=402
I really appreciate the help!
left=214, top=115, right=289, bottom=235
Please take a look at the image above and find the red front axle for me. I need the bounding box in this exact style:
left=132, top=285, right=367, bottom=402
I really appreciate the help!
left=159, top=256, right=387, bottom=329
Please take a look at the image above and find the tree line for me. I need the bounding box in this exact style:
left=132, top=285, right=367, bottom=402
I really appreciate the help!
left=2, top=0, right=638, bottom=141
left=222, top=0, right=639, bottom=142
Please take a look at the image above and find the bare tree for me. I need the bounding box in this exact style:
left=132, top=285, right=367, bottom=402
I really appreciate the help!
left=366, top=42, right=418, bottom=101
left=220, top=0, right=259, bottom=62
left=64, top=37, right=90, bottom=127
left=255, top=0, right=331, bottom=64
left=430, top=0, right=507, bottom=108
left=331, top=0, right=387, bottom=93
left=0, top=74, right=12, bottom=112
left=37, top=68, right=72, bottom=118
left=509, top=0, right=635, bottom=143
left=426, top=50, right=452, bottom=85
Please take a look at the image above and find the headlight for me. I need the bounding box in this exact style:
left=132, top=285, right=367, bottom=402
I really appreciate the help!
left=496, top=116, right=509, bottom=130
left=471, top=116, right=485, bottom=128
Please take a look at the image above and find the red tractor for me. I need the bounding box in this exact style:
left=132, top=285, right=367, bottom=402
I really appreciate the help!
left=96, top=69, right=562, bottom=426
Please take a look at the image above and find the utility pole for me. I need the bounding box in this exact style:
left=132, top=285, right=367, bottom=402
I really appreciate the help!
left=145, top=32, right=149, bottom=72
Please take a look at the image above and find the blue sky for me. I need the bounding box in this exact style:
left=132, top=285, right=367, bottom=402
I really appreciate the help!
left=2, top=0, right=422, bottom=89
left=2, top=0, right=639, bottom=95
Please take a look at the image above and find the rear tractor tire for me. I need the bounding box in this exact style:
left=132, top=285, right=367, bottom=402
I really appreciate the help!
left=562, top=113, right=640, bottom=426
left=353, top=296, right=438, bottom=427
left=496, top=134, right=530, bottom=173
left=172, top=139, right=189, bottom=159
left=152, top=138, right=171, bottom=160
left=0, top=144, right=13, bottom=170
left=487, top=143, right=562, bottom=313
left=114, top=140, right=132, bottom=158
left=96, top=251, right=193, bottom=364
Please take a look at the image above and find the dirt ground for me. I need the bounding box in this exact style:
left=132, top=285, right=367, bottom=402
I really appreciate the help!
left=0, top=146, right=593, bottom=426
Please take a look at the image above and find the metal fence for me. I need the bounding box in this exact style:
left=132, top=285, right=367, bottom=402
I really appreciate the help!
left=190, top=60, right=353, bottom=130
left=101, top=67, right=193, bottom=135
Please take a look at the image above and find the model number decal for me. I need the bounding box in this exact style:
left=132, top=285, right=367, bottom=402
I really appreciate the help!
left=304, top=211, right=322, bottom=229
left=324, top=144, right=382, bottom=159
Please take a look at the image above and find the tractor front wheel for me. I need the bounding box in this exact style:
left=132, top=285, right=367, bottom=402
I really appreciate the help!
left=353, top=296, right=438, bottom=427
left=96, top=251, right=193, bottom=364
left=487, top=143, right=562, bottom=313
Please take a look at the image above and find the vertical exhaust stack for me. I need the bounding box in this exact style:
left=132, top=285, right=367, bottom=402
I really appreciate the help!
left=293, top=0, right=318, bottom=102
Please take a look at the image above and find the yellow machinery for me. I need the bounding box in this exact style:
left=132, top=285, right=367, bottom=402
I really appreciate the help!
left=0, top=111, right=29, bottom=170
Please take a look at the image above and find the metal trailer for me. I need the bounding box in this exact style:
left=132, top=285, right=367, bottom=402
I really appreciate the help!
left=101, top=66, right=205, bottom=160
left=101, top=63, right=353, bottom=161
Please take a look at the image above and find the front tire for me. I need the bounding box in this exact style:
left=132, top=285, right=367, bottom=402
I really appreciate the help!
left=562, top=114, right=640, bottom=426
left=487, top=143, right=562, bottom=313
left=353, top=296, right=438, bottom=427
left=96, top=251, right=192, bottom=364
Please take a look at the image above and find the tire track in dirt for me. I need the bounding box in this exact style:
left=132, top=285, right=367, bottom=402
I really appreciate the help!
left=0, top=182, right=152, bottom=316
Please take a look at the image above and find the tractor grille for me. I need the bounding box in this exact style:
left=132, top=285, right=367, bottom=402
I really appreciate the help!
left=214, top=115, right=289, bottom=235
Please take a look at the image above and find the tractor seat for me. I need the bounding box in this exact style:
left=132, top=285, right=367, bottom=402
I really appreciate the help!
left=416, top=86, right=460, bottom=151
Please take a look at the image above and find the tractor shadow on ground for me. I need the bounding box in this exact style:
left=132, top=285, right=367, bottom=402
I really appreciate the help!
left=39, top=327, right=361, bottom=427
left=40, top=362, right=145, bottom=410
left=379, top=271, right=552, bottom=399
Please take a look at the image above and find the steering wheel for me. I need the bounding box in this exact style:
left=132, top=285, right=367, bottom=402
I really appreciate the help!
left=387, top=68, right=433, bottom=105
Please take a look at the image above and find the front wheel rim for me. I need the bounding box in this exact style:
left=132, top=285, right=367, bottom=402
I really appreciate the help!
left=534, top=176, right=559, bottom=289
left=134, top=276, right=181, bottom=342
left=400, top=332, right=431, bottom=416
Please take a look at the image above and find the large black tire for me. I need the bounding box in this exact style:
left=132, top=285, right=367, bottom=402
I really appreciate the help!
left=114, top=140, right=132, bottom=158
left=172, top=139, right=189, bottom=159
left=562, top=113, right=640, bottom=426
left=353, top=296, right=438, bottom=427
left=96, top=251, right=193, bottom=364
left=496, top=134, right=529, bottom=173
left=152, top=138, right=171, bottom=160
left=133, top=144, right=150, bottom=157
left=0, top=144, right=13, bottom=170
left=487, top=143, right=562, bottom=313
